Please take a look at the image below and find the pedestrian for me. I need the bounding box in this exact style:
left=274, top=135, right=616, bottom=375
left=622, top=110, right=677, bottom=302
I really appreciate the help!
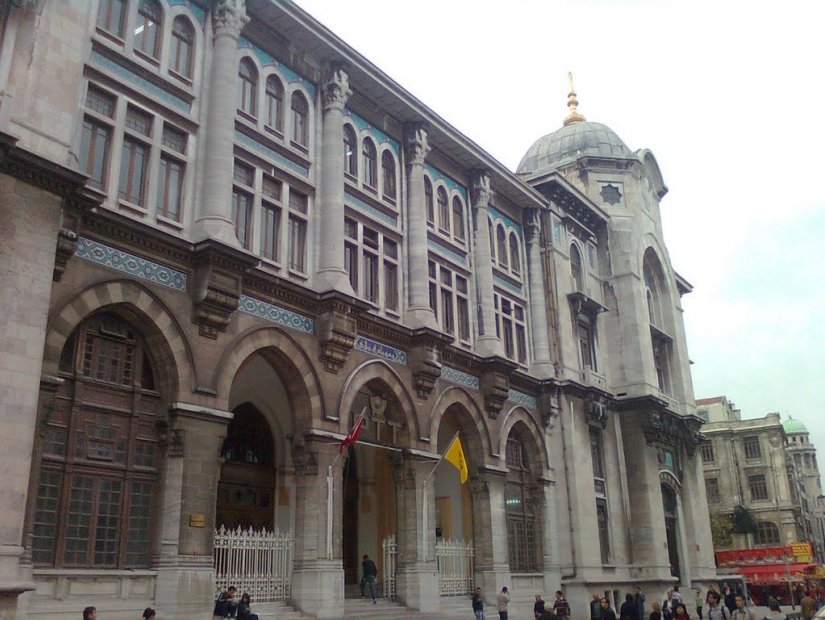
left=497, top=586, right=510, bottom=620
left=673, top=587, right=683, bottom=605
left=534, top=594, right=547, bottom=619
left=83, top=608, right=97, bottom=620
left=695, top=589, right=704, bottom=620
left=361, top=554, right=378, bottom=604
left=650, top=601, right=662, bottom=620
left=706, top=591, right=731, bottom=620
left=724, top=586, right=736, bottom=615
left=554, top=590, right=571, bottom=620
left=635, top=586, right=646, bottom=620
left=237, top=592, right=260, bottom=620
left=214, top=585, right=237, bottom=619
left=472, top=586, right=486, bottom=620
left=142, top=609, right=156, bottom=619
left=592, top=593, right=605, bottom=620
left=601, top=597, right=618, bottom=620
left=663, top=590, right=677, bottom=620
left=731, top=594, right=754, bottom=620
left=674, top=603, right=690, bottom=620
left=801, top=592, right=819, bottom=620
left=763, top=597, right=787, bottom=620
left=621, top=593, right=637, bottom=620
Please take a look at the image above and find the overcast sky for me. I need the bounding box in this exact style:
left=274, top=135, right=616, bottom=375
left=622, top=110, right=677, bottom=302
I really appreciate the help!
left=295, top=0, right=825, bottom=452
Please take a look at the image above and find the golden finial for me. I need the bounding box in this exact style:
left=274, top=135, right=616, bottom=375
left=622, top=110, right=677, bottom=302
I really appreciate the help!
left=563, top=72, right=586, bottom=126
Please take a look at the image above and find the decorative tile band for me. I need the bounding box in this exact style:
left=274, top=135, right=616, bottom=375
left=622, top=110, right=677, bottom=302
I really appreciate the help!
left=346, top=112, right=400, bottom=156
left=489, top=207, right=522, bottom=233
left=493, top=274, right=523, bottom=295
left=239, top=295, right=314, bottom=334
left=427, top=238, right=467, bottom=266
left=354, top=336, right=407, bottom=366
left=345, top=190, right=398, bottom=227
left=508, top=389, right=537, bottom=409
left=441, top=366, right=480, bottom=390
left=89, top=51, right=190, bottom=113
left=426, top=165, right=468, bottom=203
left=235, top=130, right=309, bottom=178
left=74, top=237, right=188, bottom=291
left=239, top=37, right=316, bottom=99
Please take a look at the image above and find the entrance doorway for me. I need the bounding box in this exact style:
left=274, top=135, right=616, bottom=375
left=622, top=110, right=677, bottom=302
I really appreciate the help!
left=662, top=484, right=681, bottom=579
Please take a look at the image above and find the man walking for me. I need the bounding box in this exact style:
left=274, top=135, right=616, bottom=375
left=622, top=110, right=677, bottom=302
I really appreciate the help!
left=497, top=586, right=510, bottom=620
left=706, top=591, right=731, bottom=620
left=361, top=554, right=378, bottom=604
left=473, top=586, right=486, bottom=620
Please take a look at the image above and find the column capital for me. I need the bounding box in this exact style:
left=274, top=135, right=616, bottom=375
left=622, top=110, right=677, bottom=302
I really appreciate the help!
left=471, top=169, right=493, bottom=208
left=524, top=207, right=542, bottom=242
left=404, top=122, right=430, bottom=166
left=212, top=0, right=249, bottom=38
left=322, top=63, right=352, bottom=111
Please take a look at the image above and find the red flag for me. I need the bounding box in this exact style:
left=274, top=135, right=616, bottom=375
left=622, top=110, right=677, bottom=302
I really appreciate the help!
left=339, top=412, right=366, bottom=454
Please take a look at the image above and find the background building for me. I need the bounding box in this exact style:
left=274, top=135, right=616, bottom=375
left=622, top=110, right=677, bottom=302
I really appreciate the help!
left=0, top=1, right=716, bottom=618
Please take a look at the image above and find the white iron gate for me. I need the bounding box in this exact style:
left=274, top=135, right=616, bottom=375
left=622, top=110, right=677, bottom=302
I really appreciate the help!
left=382, top=534, right=397, bottom=599
left=435, top=538, right=474, bottom=596
left=214, top=526, right=293, bottom=603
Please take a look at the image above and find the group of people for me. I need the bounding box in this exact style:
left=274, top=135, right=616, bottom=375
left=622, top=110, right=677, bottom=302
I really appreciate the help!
left=471, top=587, right=571, bottom=620
left=81, top=607, right=155, bottom=619
left=213, top=586, right=259, bottom=620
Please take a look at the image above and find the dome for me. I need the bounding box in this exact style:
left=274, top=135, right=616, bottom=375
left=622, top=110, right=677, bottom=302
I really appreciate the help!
left=517, top=121, right=635, bottom=176
left=783, top=417, right=808, bottom=434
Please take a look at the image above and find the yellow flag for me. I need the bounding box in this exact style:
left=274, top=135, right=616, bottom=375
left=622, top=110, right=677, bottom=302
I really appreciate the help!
left=444, top=434, right=468, bottom=484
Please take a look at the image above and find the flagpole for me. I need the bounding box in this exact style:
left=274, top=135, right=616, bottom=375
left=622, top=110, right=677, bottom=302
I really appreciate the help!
left=327, top=407, right=367, bottom=560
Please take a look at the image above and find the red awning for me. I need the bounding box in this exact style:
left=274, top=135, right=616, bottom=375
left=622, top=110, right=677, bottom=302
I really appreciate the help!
left=735, top=563, right=814, bottom=584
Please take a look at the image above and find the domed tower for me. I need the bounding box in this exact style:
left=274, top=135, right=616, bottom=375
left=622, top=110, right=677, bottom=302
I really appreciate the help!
left=782, top=417, right=824, bottom=557
left=516, top=76, right=717, bottom=596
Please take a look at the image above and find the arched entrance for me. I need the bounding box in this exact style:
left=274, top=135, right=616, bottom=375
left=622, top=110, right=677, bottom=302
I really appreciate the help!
left=434, top=405, right=475, bottom=543
left=662, top=482, right=681, bottom=579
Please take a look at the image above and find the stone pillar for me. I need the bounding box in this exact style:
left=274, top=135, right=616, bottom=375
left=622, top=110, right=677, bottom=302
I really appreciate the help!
left=469, top=470, right=510, bottom=603
left=404, top=122, right=437, bottom=329
left=675, top=492, right=691, bottom=587
left=393, top=454, right=438, bottom=613
left=525, top=209, right=553, bottom=377
left=538, top=475, right=561, bottom=588
left=315, top=65, right=354, bottom=294
left=153, top=403, right=231, bottom=619
left=290, top=440, right=344, bottom=619
left=193, top=0, right=249, bottom=245
left=470, top=171, right=501, bottom=357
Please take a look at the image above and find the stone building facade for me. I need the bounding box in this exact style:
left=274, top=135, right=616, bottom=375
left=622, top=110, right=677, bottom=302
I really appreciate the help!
left=0, top=1, right=716, bottom=618
left=697, top=397, right=825, bottom=561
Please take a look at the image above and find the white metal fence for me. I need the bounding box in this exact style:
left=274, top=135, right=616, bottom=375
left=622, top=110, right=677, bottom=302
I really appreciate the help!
left=214, top=526, right=293, bottom=603
left=382, top=534, right=397, bottom=599
left=435, top=538, right=474, bottom=596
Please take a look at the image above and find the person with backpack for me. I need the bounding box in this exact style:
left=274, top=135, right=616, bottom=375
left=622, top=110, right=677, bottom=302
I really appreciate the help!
left=707, top=591, right=732, bottom=620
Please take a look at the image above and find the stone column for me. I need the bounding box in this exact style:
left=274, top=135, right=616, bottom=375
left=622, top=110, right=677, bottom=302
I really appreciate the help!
left=315, top=65, right=354, bottom=294
left=538, top=475, right=561, bottom=589
left=393, top=454, right=438, bottom=613
left=404, top=123, right=437, bottom=329
left=153, top=403, right=231, bottom=619
left=290, top=440, right=344, bottom=619
left=675, top=492, right=691, bottom=587
left=469, top=470, right=510, bottom=603
left=470, top=171, right=501, bottom=357
left=525, top=208, right=553, bottom=377
left=193, top=0, right=249, bottom=245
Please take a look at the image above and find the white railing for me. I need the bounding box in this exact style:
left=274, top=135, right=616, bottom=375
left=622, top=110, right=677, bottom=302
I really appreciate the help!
left=214, top=526, right=293, bottom=603
left=436, top=538, right=474, bottom=596
left=382, top=534, right=397, bottom=599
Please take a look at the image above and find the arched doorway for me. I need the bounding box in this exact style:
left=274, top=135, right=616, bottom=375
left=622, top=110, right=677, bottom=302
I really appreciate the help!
left=662, top=483, right=681, bottom=579
left=434, top=405, right=475, bottom=543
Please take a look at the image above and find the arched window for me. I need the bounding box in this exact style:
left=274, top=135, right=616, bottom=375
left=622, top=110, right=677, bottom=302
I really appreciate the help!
left=170, top=16, right=194, bottom=79
left=135, top=0, right=162, bottom=60
left=343, top=125, right=357, bottom=176
left=238, top=58, right=258, bottom=117
left=570, top=244, right=583, bottom=291
left=509, top=232, right=520, bottom=274
left=290, top=92, right=309, bottom=146
left=437, top=187, right=450, bottom=233
left=424, top=177, right=434, bottom=225
left=381, top=150, right=396, bottom=200
left=497, top=225, right=508, bottom=268
left=452, top=197, right=465, bottom=241
left=362, top=138, right=377, bottom=187
left=32, top=314, right=162, bottom=568
left=96, top=0, right=126, bottom=38
left=265, top=76, right=284, bottom=133
left=488, top=218, right=495, bottom=260
left=755, top=521, right=780, bottom=546
left=505, top=428, right=540, bottom=572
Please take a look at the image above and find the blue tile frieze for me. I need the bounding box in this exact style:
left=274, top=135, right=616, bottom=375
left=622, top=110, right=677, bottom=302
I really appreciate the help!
left=354, top=336, right=407, bottom=366
left=74, top=237, right=188, bottom=291
left=426, top=165, right=468, bottom=204
left=508, top=389, right=537, bottom=409
left=239, top=295, right=314, bottom=334
left=345, top=112, right=400, bottom=156
left=441, top=366, right=480, bottom=390
left=238, top=37, right=316, bottom=99
left=489, top=207, right=522, bottom=233
left=427, top=238, right=467, bottom=266
left=344, top=189, right=398, bottom=227
left=235, top=131, right=310, bottom=178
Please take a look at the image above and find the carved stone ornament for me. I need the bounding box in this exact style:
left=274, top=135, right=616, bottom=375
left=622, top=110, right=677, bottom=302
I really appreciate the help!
left=481, top=369, right=509, bottom=419
left=322, top=64, right=351, bottom=111
left=317, top=295, right=358, bottom=373
left=369, top=395, right=387, bottom=419
left=404, top=122, right=430, bottom=166
left=390, top=452, right=416, bottom=490
left=524, top=208, right=541, bottom=244
left=539, top=388, right=562, bottom=430
left=212, top=0, right=249, bottom=37
left=471, top=170, right=492, bottom=209
left=408, top=336, right=442, bottom=400
left=642, top=408, right=704, bottom=458
left=587, top=398, right=609, bottom=429
left=53, top=227, right=78, bottom=282
left=292, top=444, right=319, bottom=477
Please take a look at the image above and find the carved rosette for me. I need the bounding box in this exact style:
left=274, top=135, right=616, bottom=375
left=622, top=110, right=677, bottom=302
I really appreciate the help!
left=191, top=241, right=255, bottom=339
left=321, top=64, right=351, bottom=112
left=212, top=0, right=249, bottom=38
left=481, top=368, right=509, bottom=419
left=53, top=227, right=78, bottom=282
left=404, top=122, right=430, bottom=166
left=317, top=294, right=358, bottom=373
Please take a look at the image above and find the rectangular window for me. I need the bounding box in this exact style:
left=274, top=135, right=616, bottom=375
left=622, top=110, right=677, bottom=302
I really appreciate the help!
left=363, top=252, right=378, bottom=303
left=701, top=442, right=715, bottom=464
left=590, top=429, right=605, bottom=480
left=288, top=215, right=306, bottom=272
left=260, top=202, right=281, bottom=261
left=578, top=318, right=596, bottom=370
left=86, top=87, right=115, bottom=118
left=80, top=119, right=112, bottom=190
left=124, top=107, right=152, bottom=136
left=749, top=474, right=769, bottom=501
left=157, top=155, right=184, bottom=221
left=118, top=138, right=149, bottom=205
left=31, top=470, right=63, bottom=565
left=596, top=498, right=611, bottom=564
left=743, top=436, right=762, bottom=460
left=96, top=0, right=126, bottom=38
left=232, top=190, right=252, bottom=249
left=705, top=477, right=720, bottom=503
left=161, top=125, right=187, bottom=153
left=126, top=481, right=152, bottom=566
left=495, top=293, right=528, bottom=364
left=384, top=262, right=398, bottom=312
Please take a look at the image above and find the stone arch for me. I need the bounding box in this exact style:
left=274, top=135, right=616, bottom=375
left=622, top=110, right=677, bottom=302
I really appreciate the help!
left=428, top=385, right=492, bottom=463
left=43, top=278, right=194, bottom=398
left=214, top=326, right=324, bottom=434
left=499, top=405, right=549, bottom=470
left=636, top=148, right=668, bottom=199
left=338, top=359, right=419, bottom=445
left=659, top=469, right=682, bottom=492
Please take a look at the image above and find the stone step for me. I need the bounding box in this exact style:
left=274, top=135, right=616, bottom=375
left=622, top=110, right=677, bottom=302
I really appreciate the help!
left=252, top=600, right=305, bottom=619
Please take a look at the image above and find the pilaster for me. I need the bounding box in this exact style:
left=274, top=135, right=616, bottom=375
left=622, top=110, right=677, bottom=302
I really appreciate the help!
left=469, top=469, right=510, bottom=598
left=470, top=170, right=502, bottom=357
left=193, top=0, right=249, bottom=245
left=525, top=208, right=553, bottom=377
